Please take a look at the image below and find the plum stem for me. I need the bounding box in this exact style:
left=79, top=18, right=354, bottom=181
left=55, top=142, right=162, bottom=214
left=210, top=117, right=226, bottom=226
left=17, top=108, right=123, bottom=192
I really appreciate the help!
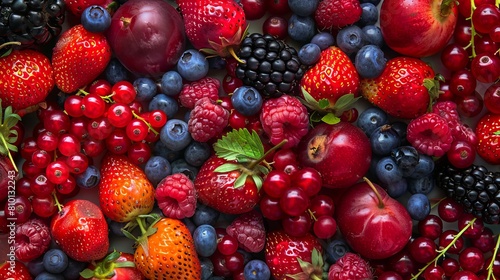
left=440, top=0, right=455, bottom=17
left=363, top=177, right=384, bottom=208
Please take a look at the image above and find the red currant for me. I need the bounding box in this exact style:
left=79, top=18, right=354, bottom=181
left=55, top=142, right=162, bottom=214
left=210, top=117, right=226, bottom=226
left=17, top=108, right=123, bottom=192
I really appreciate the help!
left=148, top=110, right=168, bottom=128
left=490, top=24, right=500, bottom=42
left=291, top=167, right=322, bottom=197
left=449, top=69, right=477, bottom=97
left=456, top=90, right=484, bottom=118
left=89, top=79, right=112, bottom=96
left=66, top=152, right=89, bottom=174
left=472, top=227, right=495, bottom=252
left=377, top=271, right=403, bottom=280
left=312, top=215, right=337, bottom=239
left=438, top=197, right=464, bottom=222
left=31, top=149, right=53, bottom=169
left=266, top=0, right=290, bottom=15
left=222, top=75, right=243, bottom=94
left=279, top=187, right=310, bottom=217
left=36, top=131, right=59, bottom=152
left=408, top=236, right=437, bottom=263
left=87, top=116, right=115, bottom=140
left=229, top=111, right=249, bottom=130
left=31, top=195, right=57, bottom=218
left=112, top=81, right=136, bottom=104
left=450, top=270, right=480, bottom=280
left=387, top=249, right=416, bottom=277
left=105, top=129, right=131, bottom=155
left=458, top=246, right=485, bottom=273
left=262, top=16, right=288, bottom=40
left=58, top=133, right=81, bottom=157
left=82, top=138, right=105, bottom=158
left=224, top=251, right=245, bottom=272
left=30, top=174, right=56, bottom=198
left=16, top=177, right=34, bottom=198
left=442, top=257, right=460, bottom=277
left=217, top=235, right=239, bottom=256
left=339, top=108, right=358, bottom=123
left=454, top=18, right=472, bottom=47
left=82, top=93, right=106, bottom=119
left=128, top=100, right=143, bottom=114
left=46, top=160, right=70, bottom=184
left=127, top=142, right=151, bottom=165
left=471, top=4, right=500, bottom=34
left=240, top=0, right=266, bottom=20
left=4, top=195, right=32, bottom=224
left=64, top=95, right=84, bottom=117
left=262, top=170, right=291, bottom=198
left=69, top=117, right=89, bottom=140
left=272, top=149, right=298, bottom=171
left=259, top=195, right=285, bottom=220
left=417, top=214, right=443, bottom=240
left=282, top=212, right=313, bottom=237
left=22, top=160, right=44, bottom=178
left=107, top=103, right=133, bottom=128
left=20, top=137, right=38, bottom=160
left=484, top=82, right=500, bottom=114
left=457, top=0, right=496, bottom=18
left=439, top=229, right=464, bottom=254
left=458, top=213, right=484, bottom=239
left=474, top=34, right=499, bottom=55
left=470, top=53, right=500, bottom=83
left=43, top=109, right=71, bottom=135
left=422, top=264, right=445, bottom=280
left=125, top=119, right=149, bottom=142
left=447, top=140, right=476, bottom=169
left=57, top=175, right=77, bottom=195
left=441, top=43, right=470, bottom=72
left=309, top=195, right=335, bottom=217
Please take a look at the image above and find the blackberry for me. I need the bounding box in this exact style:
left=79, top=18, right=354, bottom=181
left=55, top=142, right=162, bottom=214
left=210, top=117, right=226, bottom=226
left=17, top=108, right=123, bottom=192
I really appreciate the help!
left=235, top=33, right=305, bottom=97
left=0, top=0, right=65, bottom=48
left=437, top=161, right=500, bottom=224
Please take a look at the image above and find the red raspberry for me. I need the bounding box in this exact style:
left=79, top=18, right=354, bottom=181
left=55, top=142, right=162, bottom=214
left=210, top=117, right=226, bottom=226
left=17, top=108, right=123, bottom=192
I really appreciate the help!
left=259, top=95, right=309, bottom=149
left=432, top=101, right=478, bottom=145
left=178, top=77, right=220, bottom=109
left=155, top=173, right=197, bottom=219
left=407, top=113, right=453, bottom=157
left=448, top=121, right=478, bottom=146
left=188, top=97, right=230, bottom=142
left=225, top=210, right=265, bottom=253
left=15, top=218, right=51, bottom=262
left=432, top=101, right=460, bottom=123
left=314, top=0, right=362, bottom=30
left=328, top=252, right=373, bottom=280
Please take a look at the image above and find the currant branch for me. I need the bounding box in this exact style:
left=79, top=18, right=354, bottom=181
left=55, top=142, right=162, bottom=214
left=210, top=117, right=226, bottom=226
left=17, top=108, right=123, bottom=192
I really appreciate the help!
left=487, top=234, right=500, bottom=280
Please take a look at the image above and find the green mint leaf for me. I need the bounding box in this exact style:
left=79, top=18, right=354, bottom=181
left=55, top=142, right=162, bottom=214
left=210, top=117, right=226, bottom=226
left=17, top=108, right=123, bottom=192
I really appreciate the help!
left=234, top=173, right=248, bottom=188
left=321, top=113, right=340, bottom=125
left=214, top=128, right=264, bottom=161
left=318, top=99, right=330, bottom=109
left=214, top=163, right=241, bottom=173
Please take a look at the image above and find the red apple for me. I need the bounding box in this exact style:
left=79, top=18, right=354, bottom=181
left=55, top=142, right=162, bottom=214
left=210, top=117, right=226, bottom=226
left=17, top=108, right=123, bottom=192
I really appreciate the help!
left=106, top=0, right=186, bottom=77
left=297, top=122, right=371, bottom=189
left=336, top=179, right=413, bottom=260
left=380, top=0, right=458, bottom=57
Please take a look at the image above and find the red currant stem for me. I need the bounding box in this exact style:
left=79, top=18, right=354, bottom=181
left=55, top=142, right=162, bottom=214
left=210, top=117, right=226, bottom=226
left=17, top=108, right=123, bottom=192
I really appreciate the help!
left=466, top=0, right=478, bottom=58
left=362, top=177, right=384, bottom=208
left=0, top=134, right=18, bottom=172
left=132, top=111, right=159, bottom=135
left=52, top=191, right=63, bottom=212
left=410, top=217, right=477, bottom=280
left=487, top=234, right=500, bottom=280
left=246, top=139, right=287, bottom=169
left=100, top=93, right=115, bottom=103
left=77, top=89, right=89, bottom=96
left=0, top=41, right=21, bottom=50
left=307, top=209, right=318, bottom=222
left=430, top=197, right=446, bottom=209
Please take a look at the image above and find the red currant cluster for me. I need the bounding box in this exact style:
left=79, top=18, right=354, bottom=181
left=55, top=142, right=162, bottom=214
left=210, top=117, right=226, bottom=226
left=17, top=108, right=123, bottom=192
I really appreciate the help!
left=14, top=79, right=166, bottom=219
left=210, top=229, right=248, bottom=279
left=373, top=197, right=499, bottom=279
left=259, top=148, right=337, bottom=240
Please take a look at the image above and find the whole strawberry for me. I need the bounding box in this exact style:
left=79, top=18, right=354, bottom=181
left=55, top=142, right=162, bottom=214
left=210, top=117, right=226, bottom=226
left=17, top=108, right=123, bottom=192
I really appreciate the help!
left=51, top=199, right=109, bottom=262
left=360, top=56, right=440, bottom=119
left=328, top=253, right=373, bottom=280
left=80, top=251, right=145, bottom=280
left=52, top=24, right=112, bottom=93
left=0, top=260, right=32, bottom=280
left=98, top=154, right=155, bottom=222
left=0, top=48, right=54, bottom=111
left=176, top=0, right=247, bottom=58
left=475, top=113, right=500, bottom=165
left=314, top=0, right=362, bottom=30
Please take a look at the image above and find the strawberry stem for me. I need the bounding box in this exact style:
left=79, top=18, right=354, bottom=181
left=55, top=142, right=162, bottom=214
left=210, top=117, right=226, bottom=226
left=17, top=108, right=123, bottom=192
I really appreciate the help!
left=228, top=46, right=245, bottom=64
left=247, top=139, right=287, bottom=169
left=363, top=177, right=385, bottom=208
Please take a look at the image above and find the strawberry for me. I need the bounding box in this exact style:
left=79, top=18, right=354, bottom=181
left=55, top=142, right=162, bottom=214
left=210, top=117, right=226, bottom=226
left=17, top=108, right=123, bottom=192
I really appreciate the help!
left=0, top=48, right=54, bottom=111
left=0, top=260, right=32, bottom=280
left=50, top=199, right=109, bottom=262
left=98, top=154, right=155, bottom=223
left=176, top=0, right=248, bottom=58
left=265, top=230, right=325, bottom=280
left=80, top=251, right=145, bottom=280
left=360, top=56, right=441, bottom=119
left=314, top=0, right=362, bottom=30
left=64, top=0, right=115, bottom=17
left=52, top=24, right=112, bottom=93
left=328, top=252, right=373, bottom=280
left=475, top=113, right=500, bottom=165
left=124, top=215, right=201, bottom=280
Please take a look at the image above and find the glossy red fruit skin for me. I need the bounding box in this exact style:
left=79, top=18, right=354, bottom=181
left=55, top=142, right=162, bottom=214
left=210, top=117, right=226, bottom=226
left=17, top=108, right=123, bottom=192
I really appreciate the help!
left=408, top=236, right=437, bottom=263
left=484, top=82, right=500, bottom=114
left=262, top=16, right=288, bottom=40
left=0, top=260, right=32, bottom=280
left=84, top=252, right=145, bottom=280
left=106, top=0, right=186, bottom=77
left=470, top=53, right=500, bottom=83
left=297, top=122, right=371, bottom=189
left=240, top=0, right=267, bottom=20
left=441, top=43, right=469, bottom=72
left=418, top=214, right=443, bottom=240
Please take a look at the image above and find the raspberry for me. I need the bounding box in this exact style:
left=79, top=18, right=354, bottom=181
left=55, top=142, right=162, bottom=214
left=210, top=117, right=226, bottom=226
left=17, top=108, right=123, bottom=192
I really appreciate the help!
left=407, top=113, right=453, bottom=157
left=225, top=210, right=265, bottom=253
left=432, top=101, right=478, bottom=145
left=15, top=218, right=51, bottom=262
left=328, top=252, right=373, bottom=280
left=155, top=173, right=197, bottom=219
left=188, top=97, right=230, bottom=142
left=314, top=0, right=362, bottom=30
left=449, top=121, right=478, bottom=146
left=259, top=95, right=309, bottom=149
left=178, top=77, right=220, bottom=109
left=432, top=101, right=460, bottom=123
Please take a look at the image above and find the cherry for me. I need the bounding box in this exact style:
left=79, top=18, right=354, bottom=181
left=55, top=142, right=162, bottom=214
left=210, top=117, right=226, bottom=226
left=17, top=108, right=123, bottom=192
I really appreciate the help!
left=458, top=246, right=485, bottom=273
left=222, top=75, right=243, bottom=95
left=279, top=187, right=310, bottom=217
left=472, top=227, right=495, bottom=253
left=408, top=236, right=437, bottom=264
left=107, top=103, right=133, bottom=128
left=417, top=214, right=443, bottom=240
left=450, top=270, right=480, bottom=280
left=438, top=197, right=464, bottom=222
left=46, top=160, right=71, bottom=185
left=4, top=195, right=32, bottom=224
left=217, top=235, right=239, bottom=256
left=30, top=174, right=55, bottom=198
left=422, top=264, right=445, bottom=280
left=440, top=43, right=469, bottom=72
left=262, top=16, right=288, bottom=40
left=490, top=25, right=500, bottom=42
left=106, top=129, right=131, bottom=155
left=89, top=79, right=112, bottom=96
left=377, top=271, right=403, bottom=280
left=272, top=148, right=298, bottom=171
left=387, top=249, right=417, bottom=277
left=485, top=256, right=500, bottom=278
left=442, top=257, right=460, bottom=277
left=125, top=119, right=149, bottom=142
left=58, top=133, right=81, bottom=157
left=224, top=251, right=245, bottom=273
left=439, top=230, right=464, bottom=254
left=69, top=117, right=89, bottom=140
left=240, top=0, right=266, bottom=20
left=31, top=149, right=53, bottom=169
left=291, top=167, right=322, bottom=197
left=229, top=111, right=249, bottom=130
left=127, top=142, right=151, bottom=165
left=282, top=212, right=312, bottom=237
left=309, top=194, right=335, bottom=217
left=449, top=69, right=477, bottom=97
left=64, top=95, right=84, bottom=117
left=36, top=131, right=59, bottom=152
left=111, top=81, right=136, bottom=104
left=474, top=35, right=499, bottom=55
left=470, top=53, right=500, bottom=83
left=456, top=90, right=484, bottom=118
left=454, top=18, right=472, bottom=47
left=87, top=116, right=114, bottom=140
left=16, top=177, right=34, bottom=198
left=458, top=213, right=484, bottom=239
left=20, top=137, right=38, bottom=160
left=471, top=4, right=500, bottom=34
left=457, top=0, right=496, bottom=18
left=312, top=215, right=337, bottom=239
left=484, top=82, right=500, bottom=114
left=82, top=93, right=106, bottom=119
left=447, top=140, right=476, bottom=169
left=259, top=195, right=285, bottom=221
left=262, top=170, right=291, bottom=198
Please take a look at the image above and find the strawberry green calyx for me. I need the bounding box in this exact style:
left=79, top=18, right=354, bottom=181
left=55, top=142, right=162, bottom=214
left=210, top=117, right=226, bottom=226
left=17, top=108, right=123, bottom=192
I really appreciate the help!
left=121, top=214, right=161, bottom=257
left=286, top=248, right=327, bottom=280
left=213, top=128, right=286, bottom=189
left=423, top=74, right=445, bottom=112
left=80, top=251, right=136, bottom=279
left=0, top=100, right=21, bottom=172
left=200, top=25, right=248, bottom=64
left=0, top=41, right=21, bottom=57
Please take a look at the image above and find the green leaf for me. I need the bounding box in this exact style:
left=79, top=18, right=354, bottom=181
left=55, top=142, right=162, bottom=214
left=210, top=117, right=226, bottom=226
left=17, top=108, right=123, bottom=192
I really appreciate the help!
left=494, top=130, right=500, bottom=135
left=79, top=268, right=96, bottom=279
left=1, top=48, right=13, bottom=58
left=235, top=155, right=252, bottom=163
left=103, top=251, right=121, bottom=263
left=234, top=173, right=248, bottom=188
left=6, top=142, right=17, bottom=152
left=251, top=174, right=263, bottom=190
left=311, top=248, right=323, bottom=268
left=214, top=163, right=241, bottom=173
left=256, top=164, right=270, bottom=175
left=332, top=94, right=361, bottom=113
left=309, top=111, right=323, bottom=123
left=321, top=113, right=340, bottom=125
left=301, top=87, right=320, bottom=107
left=0, top=144, right=7, bottom=155
left=214, top=128, right=264, bottom=161
left=318, top=99, right=330, bottom=109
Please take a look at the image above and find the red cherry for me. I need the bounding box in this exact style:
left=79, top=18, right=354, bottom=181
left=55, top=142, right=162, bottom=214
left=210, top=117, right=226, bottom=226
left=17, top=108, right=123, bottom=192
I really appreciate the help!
left=262, top=170, right=291, bottom=198
left=240, top=0, right=266, bottom=20
left=408, top=236, right=437, bottom=264
left=438, top=197, right=464, bottom=222
left=449, top=69, right=477, bottom=97
left=484, top=82, right=500, bottom=114
left=272, top=148, right=298, bottom=171
left=441, top=43, right=469, bottom=72
left=309, top=194, right=335, bottom=217
left=447, top=140, right=476, bottom=169
left=279, top=187, right=310, bottom=217
left=262, top=16, right=288, bottom=39
left=472, top=227, right=495, bottom=252
left=470, top=53, right=500, bottom=83
left=422, top=264, right=446, bottom=280
left=417, top=214, right=443, bottom=240
left=439, top=230, right=464, bottom=254
left=471, top=4, right=500, bottom=34
left=442, top=257, right=460, bottom=277
left=312, top=215, right=337, bottom=239
left=458, top=246, right=485, bottom=273
left=282, top=212, right=313, bottom=237
left=259, top=195, right=285, bottom=220
left=291, top=167, right=322, bottom=197
left=457, top=213, right=484, bottom=239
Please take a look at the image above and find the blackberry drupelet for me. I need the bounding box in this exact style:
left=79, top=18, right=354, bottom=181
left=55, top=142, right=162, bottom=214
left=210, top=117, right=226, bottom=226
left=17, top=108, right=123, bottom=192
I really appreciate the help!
left=437, top=162, right=500, bottom=224
left=235, top=33, right=305, bottom=97
left=0, top=0, right=65, bottom=47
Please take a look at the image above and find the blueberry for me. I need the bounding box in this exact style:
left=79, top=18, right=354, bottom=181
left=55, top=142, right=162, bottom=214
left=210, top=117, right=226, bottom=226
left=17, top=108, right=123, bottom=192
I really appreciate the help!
left=152, top=141, right=183, bottom=162
left=160, top=119, right=192, bottom=151
left=408, top=175, right=435, bottom=195
left=231, top=86, right=263, bottom=116
left=200, top=257, right=215, bottom=280
left=133, top=77, right=157, bottom=102
left=370, top=125, right=401, bottom=156
left=183, top=218, right=197, bottom=235
left=288, top=14, right=316, bottom=43
left=391, top=146, right=420, bottom=177
left=375, top=156, right=403, bottom=185
left=149, top=93, right=179, bottom=119
left=177, top=49, right=209, bottom=82
left=75, top=165, right=100, bottom=189
left=325, top=238, right=351, bottom=264
left=144, top=156, right=171, bottom=186
left=244, top=259, right=271, bottom=280
left=357, top=3, right=379, bottom=27
left=43, top=249, right=69, bottom=274
left=192, top=203, right=220, bottom=226
left=311, top=32, right=335, bottom=50
left=288, top=0, right=319, bottom=17
left=407, top=193, right=431, bottom=221
left=62, top=258, right=87, bottom=280
left=336, top=25, right=365, bottom=55
left=28, top=256, right=45, bottom=276
left=355, top=44, right=386, bottom=79
left=193, top=224, right=218, bottom=257
left=184, top=110, right=191, bottom=123
left=208, top=56, right=227, bottom=70
left=34, top=272, right=65, bottom=280
left=386, top=179, right=408, bottom=198
left=407, top=155, right=435, bottom=179
left=298, top=43, right=321, bottom=66
left=160, top=71, right=184, bottom=96
left=184, top=141, right=211, bottom=167
left=81, top=5, right=111, bottom=33
left=390, top=121, right=408, bottom=142
left=105, top=58, right=128, bottom=85
left=357, top=106, right=388, bottom=136
left=108, top=220, right=127, bottom=237
left=171, top=159, right=198, bottom=180
left=362, top=25, right=384, bottom=48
